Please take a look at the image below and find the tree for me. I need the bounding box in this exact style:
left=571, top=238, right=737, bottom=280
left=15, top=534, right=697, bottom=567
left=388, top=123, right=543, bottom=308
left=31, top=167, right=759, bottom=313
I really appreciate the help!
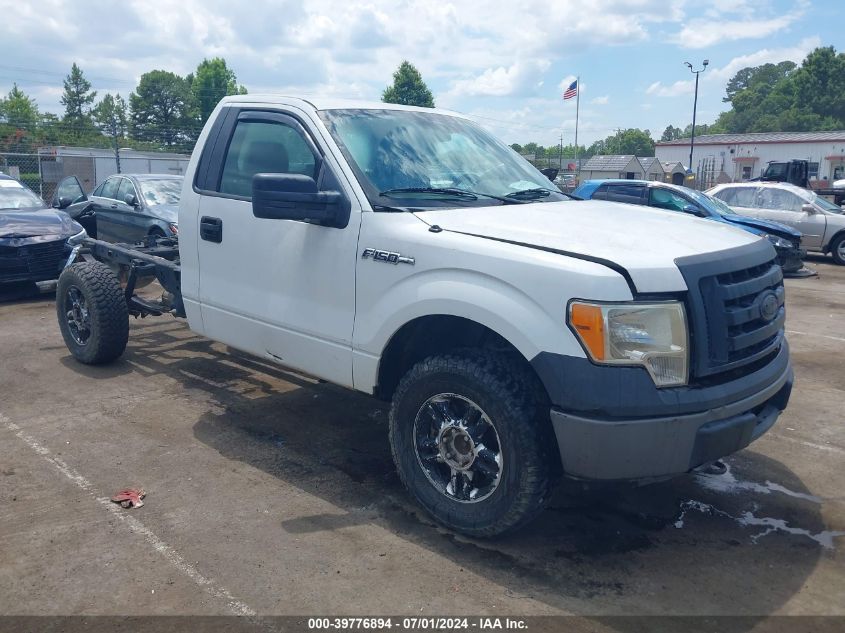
left=509, top=143, right=523, bottom=153
left=711, top=47, right=845, bottom=134
left=93, top=93, right=128, bottom=140
left=589, top=128, right=654, bottom=156
left=130, top=70, right=195, bottom=147
left=189, top=58, right=247, bottom=127
left=61, top=63, right=97, bottom=135
left=382, top=61, right=435, bottom=108
left=660, top=125, right=682, bottom=142
left=0, top=84, right=39, bottom=128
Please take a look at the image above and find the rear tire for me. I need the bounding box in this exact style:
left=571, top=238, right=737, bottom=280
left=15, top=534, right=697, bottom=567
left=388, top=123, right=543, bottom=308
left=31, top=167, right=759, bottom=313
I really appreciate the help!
left=56, top=262, right=129, bottom=364
left=389, top=350, right=554, bottom=537
left=830, top=234, right=845, bottom=266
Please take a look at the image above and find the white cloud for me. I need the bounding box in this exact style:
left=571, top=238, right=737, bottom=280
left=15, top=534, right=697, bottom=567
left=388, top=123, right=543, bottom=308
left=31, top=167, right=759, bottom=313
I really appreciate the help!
left=646, top=36, right=821, bottom=98
left=448, top=59, right=552, bottom=97
left=671, top=1, right=808, bottom=48
left=590, top=96, right=609, bottom=105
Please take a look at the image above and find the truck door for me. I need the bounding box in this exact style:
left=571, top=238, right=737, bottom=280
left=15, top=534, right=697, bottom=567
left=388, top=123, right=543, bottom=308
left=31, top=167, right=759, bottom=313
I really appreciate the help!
left=194, top=109, right=361, bottom=388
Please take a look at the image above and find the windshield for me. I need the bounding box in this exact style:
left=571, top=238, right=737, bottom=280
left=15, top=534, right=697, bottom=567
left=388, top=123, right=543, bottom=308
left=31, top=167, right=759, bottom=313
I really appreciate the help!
left=318, top=109, right=569, bottom=208
left=138, top=178, right=182, bottom=206
left=0, top=180, right=43, bottom=210
left=686, top=188, right=733, bottom=217
left=811, top=191, right=843, bottom=214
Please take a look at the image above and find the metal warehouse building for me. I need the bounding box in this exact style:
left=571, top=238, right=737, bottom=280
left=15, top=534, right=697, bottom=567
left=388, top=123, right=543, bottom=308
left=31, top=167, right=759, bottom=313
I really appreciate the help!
left=655, top=131, right=845, bottom=184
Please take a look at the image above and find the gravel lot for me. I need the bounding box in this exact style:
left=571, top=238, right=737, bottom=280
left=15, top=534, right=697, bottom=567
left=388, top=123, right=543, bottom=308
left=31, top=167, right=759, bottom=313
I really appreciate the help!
left=1, top=256, right=843, bottom=625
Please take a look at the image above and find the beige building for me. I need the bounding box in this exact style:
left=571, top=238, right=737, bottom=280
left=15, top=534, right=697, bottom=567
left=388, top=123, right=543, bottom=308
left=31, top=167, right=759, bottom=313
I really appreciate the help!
left=580, top=155, right=645, bottom=180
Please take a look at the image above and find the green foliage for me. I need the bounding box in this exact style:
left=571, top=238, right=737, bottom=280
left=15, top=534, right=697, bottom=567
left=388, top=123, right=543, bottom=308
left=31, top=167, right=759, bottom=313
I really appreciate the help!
left=190, top=58, right=247, bottom=127
left=61, top=63, right=97, bottom=136
left=587, top=128, right=654, bottom=157
left=93, top=93, right=129, bottom=140
left=713, top=46, right=845, bottom=133
left=660, top=125, right=682, bottom=142
left=382, top=61, right=435, bottom=108
left=130, top=70, right=195, bottom=147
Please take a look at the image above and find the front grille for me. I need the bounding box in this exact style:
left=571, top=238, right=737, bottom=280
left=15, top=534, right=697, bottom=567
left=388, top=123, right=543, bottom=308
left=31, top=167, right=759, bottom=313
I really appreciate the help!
left=0, top=239, right=67, bottom=281
left=676, top=240, right=785, bottom=380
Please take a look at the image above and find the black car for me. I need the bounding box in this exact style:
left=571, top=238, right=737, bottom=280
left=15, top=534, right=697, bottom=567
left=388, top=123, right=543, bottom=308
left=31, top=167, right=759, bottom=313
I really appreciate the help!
left=573, top=179, right=807, bottom=275
left=53, top=174, right=182, bottom=244
left=0, top=174, right=86, bottom=286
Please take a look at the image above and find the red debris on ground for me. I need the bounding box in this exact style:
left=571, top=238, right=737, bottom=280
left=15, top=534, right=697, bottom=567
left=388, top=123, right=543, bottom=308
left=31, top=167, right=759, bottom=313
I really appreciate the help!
left=110, top=488, right=146, bottom=508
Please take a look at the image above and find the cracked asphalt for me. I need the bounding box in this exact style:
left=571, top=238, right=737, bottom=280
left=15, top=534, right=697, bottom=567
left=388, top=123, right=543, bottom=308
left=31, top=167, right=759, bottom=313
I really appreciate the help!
left=0, top=255, right=843, bottom=628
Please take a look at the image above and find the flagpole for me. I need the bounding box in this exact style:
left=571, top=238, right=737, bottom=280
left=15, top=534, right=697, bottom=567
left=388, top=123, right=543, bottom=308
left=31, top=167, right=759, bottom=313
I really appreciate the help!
left=574, top=76, right=580, bottom=175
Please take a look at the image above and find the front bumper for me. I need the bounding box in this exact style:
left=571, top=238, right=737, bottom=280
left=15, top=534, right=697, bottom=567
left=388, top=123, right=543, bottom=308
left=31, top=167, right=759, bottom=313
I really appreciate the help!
left=542, top=344, right=793, bottom=481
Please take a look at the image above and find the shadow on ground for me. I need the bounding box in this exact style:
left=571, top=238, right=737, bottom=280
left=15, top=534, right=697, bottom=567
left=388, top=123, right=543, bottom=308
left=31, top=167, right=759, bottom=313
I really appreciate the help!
left=57, top=316, right=832, bottom=622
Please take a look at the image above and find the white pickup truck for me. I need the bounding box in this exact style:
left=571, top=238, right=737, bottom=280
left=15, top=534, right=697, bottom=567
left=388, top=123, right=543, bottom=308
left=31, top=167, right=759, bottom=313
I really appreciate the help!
left=55, top=96, right=793, bottom=536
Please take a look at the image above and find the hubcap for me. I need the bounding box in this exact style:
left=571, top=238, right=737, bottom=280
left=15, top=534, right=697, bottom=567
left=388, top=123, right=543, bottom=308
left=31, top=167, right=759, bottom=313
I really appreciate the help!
left=838, top=241, right=845, bottom=261
left=413, top=393, right=503, bottom=503
left=65, top=285, right=91, bottom=346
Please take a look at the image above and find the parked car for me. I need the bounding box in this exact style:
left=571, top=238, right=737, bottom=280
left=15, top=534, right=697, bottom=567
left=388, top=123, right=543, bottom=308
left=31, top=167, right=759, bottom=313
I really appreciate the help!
left=572, top=179, right=806, bottom=275
left=0, top=174, right=86, bottom=286
left=53, top=174, right=182, bottom=244
left=554, top=173, right=577, bottom=192
left=708, top=181, right=845, bottom=265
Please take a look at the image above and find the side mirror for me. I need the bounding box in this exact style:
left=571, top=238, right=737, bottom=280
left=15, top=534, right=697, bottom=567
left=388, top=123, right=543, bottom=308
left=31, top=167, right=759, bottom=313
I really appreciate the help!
left=57, top=196, right=72, bottom=210
left=801, top=203, right=816, bottom=214
left=252, top=173, right=350, bottom=228
left=682, top=204, right=700, bottom=215
left=124, top=193, right=138, bottom=207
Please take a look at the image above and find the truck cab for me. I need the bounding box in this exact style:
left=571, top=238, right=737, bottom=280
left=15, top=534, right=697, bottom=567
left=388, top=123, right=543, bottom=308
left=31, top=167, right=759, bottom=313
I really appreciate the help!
left=56, top=96, right=793, bottom=537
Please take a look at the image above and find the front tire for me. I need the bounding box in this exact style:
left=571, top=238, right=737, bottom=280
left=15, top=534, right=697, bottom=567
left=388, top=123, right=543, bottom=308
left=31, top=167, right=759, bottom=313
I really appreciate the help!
left=830, top=234, right=845, bottom=266
left=56, top=262, right=129, bottom=364
left=389, top=351, right=554, bottom=537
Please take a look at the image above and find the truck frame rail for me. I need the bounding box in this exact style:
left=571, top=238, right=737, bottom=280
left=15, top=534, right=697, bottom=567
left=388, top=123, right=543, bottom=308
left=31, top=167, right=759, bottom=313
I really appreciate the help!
left=80, top=236, right=185, bottom=318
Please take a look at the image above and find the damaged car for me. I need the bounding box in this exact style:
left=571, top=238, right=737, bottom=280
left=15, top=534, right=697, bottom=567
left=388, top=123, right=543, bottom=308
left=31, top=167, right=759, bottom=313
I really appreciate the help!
left=0, top=174, right=86, bottom=287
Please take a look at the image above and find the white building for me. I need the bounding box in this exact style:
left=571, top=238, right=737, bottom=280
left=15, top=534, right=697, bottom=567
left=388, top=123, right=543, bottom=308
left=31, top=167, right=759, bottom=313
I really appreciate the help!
left=655, top=131, right=845, bottom=184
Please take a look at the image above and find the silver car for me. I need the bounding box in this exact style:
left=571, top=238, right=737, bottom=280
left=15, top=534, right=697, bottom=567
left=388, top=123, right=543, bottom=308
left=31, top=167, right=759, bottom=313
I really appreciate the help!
left=708, top=182, right=845, bottom=265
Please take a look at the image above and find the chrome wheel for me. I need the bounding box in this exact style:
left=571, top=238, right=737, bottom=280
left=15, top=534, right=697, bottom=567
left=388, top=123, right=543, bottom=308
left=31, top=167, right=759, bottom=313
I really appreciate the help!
left=65, top=285, right=91, bottom=346
left=837, top=240, right=845, bottom=263
left=413, top=393, right=503, bottom=503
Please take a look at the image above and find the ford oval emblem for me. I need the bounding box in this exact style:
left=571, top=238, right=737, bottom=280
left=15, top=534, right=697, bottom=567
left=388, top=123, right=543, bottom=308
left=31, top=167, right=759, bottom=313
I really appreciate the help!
left=759, top=291, right=779, bottom=322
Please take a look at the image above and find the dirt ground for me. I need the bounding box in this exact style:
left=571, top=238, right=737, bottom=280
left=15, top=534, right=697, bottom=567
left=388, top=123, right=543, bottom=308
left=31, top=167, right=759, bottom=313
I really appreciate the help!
left=0, top=254, right=843, bottom=626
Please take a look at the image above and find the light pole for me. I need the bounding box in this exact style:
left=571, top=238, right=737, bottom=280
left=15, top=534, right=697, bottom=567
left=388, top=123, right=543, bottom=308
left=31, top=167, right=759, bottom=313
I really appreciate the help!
left=685, top=59, right=708, bottom=182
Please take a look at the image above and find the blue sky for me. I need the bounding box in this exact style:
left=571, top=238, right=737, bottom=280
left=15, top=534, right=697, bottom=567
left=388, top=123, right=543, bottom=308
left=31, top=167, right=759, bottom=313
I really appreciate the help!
left=0, top=0, right=841, bottom=147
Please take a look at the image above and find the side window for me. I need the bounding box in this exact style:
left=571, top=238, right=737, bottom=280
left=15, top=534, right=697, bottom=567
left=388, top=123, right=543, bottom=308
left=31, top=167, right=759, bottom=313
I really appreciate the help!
left=591, top=184, right=609, bottom=200
left=92, top=181, right=106, bottom=196
left=100, top=177, right=120, bottom=200
left=649, top=188, right=689, bottom=212
left=606, top=183, right=645, bottom=204
left=117, top=178, right=137, bottom=205
left=717, top=187, right=756, bottom=207
left=219, top=119, right=318, bottom=198
left=758, top=188, right=802, bottom=212
left=56, top=178, right=85, bottom=204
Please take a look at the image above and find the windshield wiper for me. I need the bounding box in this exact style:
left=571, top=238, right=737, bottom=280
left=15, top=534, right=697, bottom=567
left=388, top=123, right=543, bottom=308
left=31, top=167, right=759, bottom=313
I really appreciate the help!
left=505, top=187, right=555, bottom=200
left=379, top=187, right=523, bottom=205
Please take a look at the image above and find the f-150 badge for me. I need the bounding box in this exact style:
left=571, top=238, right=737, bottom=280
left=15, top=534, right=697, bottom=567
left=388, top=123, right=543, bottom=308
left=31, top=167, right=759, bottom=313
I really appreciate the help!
left=361, top=248, right=415, bottom=265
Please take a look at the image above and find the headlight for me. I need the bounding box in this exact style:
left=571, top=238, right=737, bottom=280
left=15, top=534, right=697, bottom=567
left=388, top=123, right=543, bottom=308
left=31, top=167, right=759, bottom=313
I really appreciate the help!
left=764, top=234, right=794, bottom=250
left=67, top=227, right=87, bottom=246
left=568, top=301, right=689, bottom=387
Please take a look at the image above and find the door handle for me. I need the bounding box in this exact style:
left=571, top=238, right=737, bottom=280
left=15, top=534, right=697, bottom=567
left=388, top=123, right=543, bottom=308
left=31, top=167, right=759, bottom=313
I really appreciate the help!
left=110, top=204, right=118, bottom=209
left=200, top=216, right=223, bottom=243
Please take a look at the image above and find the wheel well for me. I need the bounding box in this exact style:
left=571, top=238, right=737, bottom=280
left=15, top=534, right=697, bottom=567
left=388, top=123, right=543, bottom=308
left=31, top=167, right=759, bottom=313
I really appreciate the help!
left=375, top=315, right=548, bottom=403
left=149, top=226, right=166, bottom=236
left=826, top=230, right=845, bottom=253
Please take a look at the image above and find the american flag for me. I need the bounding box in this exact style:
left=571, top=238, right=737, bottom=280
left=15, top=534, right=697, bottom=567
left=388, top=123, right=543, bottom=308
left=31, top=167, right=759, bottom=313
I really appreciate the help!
left=563, top=80, right=578, bottom=100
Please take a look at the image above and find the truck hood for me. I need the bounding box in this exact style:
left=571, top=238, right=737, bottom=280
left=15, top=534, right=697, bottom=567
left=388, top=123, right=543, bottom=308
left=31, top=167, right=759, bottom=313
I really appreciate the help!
left=0, top=207, right=81, bottom=239
left=722, top=213, right=802, bottom=240
left=413, top=199, right=762, bottom=293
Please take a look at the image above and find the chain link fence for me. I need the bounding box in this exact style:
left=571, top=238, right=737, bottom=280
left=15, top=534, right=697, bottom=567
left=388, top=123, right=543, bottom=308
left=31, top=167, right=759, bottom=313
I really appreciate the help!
left=0, top=149, right=189, bottom=203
